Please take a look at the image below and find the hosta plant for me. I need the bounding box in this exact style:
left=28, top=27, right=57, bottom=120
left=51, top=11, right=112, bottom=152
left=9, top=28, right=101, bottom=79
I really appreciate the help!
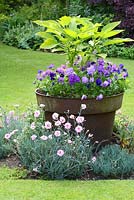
left=34, top=16, right=133, bottom=66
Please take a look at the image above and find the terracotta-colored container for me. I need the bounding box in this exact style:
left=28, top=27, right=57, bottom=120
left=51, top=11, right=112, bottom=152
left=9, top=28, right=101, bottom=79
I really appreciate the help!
left=36, top=89, right=124, bottom=142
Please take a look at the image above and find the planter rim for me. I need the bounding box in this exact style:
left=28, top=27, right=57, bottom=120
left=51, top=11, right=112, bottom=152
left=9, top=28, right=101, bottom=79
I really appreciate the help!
left=35, top=89, right=124, bottom=100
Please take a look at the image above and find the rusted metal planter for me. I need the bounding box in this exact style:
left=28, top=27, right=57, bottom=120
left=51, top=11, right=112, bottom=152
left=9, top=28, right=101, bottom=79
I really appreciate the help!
left=36, top=89, right=124, bottom=142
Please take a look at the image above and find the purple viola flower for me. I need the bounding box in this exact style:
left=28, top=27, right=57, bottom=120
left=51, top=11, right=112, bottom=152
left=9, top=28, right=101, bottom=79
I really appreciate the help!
left=97, top=65, right=104, bottom=73
left=103, top=70, right=110, bottom=77
left=82, top=77, right=89, bottom=84
left=123, top=68, right=127, bottom=72
left=89, top=77, right=94, bottom=83
left=49, top=72, right=56, bottom=80
left=81, top=95, right=87, bottom=100
left=119, top=64, right=124, bottom=69
left=81, top=66, right=86, bottom=71
left=45, top=69, right=51, bottom=76
left=98, top=58, right=105, bottom=66
left=68, top=74, right=80, bottom=85
left=87, top=65, right=96, bottom=76
left=48, top=64, right=55, bottom=69
left=86, top=61, right=91, bottom=68
left=58, top=77, right=64, bottom=83
left=74, top=55, right=82, bottom=65
left=101, top=80, right=109, bottom=87
left=61, top=64, right=66, bottom=69
left=42, top=71, right=47, bottom=78
left=122, top=72, right=128, bottom=79
left=65, top=68, right=74, bottom=76
left=38, top=70, right=43, bottom=74
left=56, top=67, right=64, bottom=75
left=107, top=78, right=112, bottom=84
left=111, top=64, right=118, bottom=73
left=96, top=78, right=102, bottom=86
left=96, top=94, right=103, bottom=101
left=36, top=74, right=43, bottom=81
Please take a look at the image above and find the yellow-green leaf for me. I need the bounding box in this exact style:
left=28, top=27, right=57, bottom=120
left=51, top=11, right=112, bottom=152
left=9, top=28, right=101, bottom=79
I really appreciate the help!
left=64, top=29, right=77, bottom=38
left=101, top=30, right=124, bottom=39
left=59, top=16, right=71, bottom=27
left=104, top=38, right=134, bottom=46
left=102, top=21, right=121, bottom=32
left=40, top=38, right=58, bottom=49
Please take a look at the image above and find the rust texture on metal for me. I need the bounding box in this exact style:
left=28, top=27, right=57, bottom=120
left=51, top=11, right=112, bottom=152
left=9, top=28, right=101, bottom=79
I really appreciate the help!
left=36, top=90, right=124, bottom=142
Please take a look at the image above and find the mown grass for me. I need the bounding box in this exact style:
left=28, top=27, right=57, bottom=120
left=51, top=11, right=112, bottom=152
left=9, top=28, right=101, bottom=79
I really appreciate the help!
left=0, top=180, right=134, bottom=200
left=0, top=43, right=134, bottom=117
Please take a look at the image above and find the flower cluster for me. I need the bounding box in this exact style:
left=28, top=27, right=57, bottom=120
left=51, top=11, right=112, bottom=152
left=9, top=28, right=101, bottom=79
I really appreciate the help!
left=18, top=105, right=93, bottom=179
left=27, top=104, right=89, bottom=153
left=35, top=58, right=128, bottom=99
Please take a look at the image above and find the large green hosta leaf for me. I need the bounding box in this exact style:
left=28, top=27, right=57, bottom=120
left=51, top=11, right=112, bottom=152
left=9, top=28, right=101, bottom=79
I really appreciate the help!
left=40, top=38, right=58, bottom=49
left=104, top=38, right=133, bottom=46
left=102, top=21, right=121, bottom=32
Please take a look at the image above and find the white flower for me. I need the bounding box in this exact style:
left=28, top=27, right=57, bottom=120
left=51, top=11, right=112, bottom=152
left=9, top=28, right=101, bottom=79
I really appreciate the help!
left=69, top=115, right=75, bottom=119
left=4, top=133, right=11, bottom=140
left=44, top=121, right=52, bottom=129
left=60, top=116, right=66, bottom=123
left=55, top=120, right=61, bottom=126
left=68, top=139, right=72, bottom=144
left=31, top=134, right=37, bottom=141
left=64, top=122, right=72, bottom=130
left=57, top=149, right=64, bottom=157
left=40, top=135, right=48, bottom=141
left=30, top=122, right=36, bottom=130
left=76, top=116, right=84, bottom=124
left=48, top=134, right=52, bottom=139
left=34, top=110, right=40, bottom=118
left=91, top=156, right=96, bottom=163
left=10, top=129, right=18, bottom=135
left=54, top=130, right=61, bottom=137
left=75, top=125, right=83, bottom=133
left=33, top=167, right=38, bottom=172
left=88, top=133, right=93, bottom=138
left=52, top=112, right=59, bottom=120
left=40, top=104, right=45, bottom=108
left=81, top=104, right=86, bottom=110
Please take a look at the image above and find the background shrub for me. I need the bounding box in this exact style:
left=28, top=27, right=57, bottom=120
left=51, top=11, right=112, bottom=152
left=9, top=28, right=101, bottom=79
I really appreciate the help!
left=91, top=144, right=134, bottom=178
left=2, top=22, right=43, bottom=50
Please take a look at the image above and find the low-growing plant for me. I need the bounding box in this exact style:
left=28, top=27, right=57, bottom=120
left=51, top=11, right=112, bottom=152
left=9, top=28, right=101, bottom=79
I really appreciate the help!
left=18, top=105, right=93, bottom=179
left=91, top=144, right=134, bottom=178
left=114, top=114, right=134, bottom=153
left=0, top=106, right=26, bottom=159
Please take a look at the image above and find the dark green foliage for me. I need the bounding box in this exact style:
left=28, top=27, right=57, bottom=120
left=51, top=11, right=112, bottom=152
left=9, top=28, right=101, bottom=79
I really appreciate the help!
left=91, top=144, right=134, bottom=178
left=2, top=22, right=43, bottom=50
left=102, top=45, right=134, bottom=59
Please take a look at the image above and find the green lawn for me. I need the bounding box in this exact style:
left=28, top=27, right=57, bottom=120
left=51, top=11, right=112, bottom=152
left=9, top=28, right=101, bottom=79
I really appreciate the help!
left=0, top=43, right=134, bottom=117
left=0, top=180, right=134, bottom=200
